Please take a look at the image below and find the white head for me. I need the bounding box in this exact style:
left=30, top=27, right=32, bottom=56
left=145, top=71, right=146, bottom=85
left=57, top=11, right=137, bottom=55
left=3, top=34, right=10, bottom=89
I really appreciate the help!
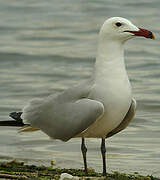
left=99, top=17, right=154, bottom=43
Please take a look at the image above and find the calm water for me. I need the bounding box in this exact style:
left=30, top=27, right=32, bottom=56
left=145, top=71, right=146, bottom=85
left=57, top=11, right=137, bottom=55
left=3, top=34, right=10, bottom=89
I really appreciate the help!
left=0, top=0, right=160, bottom=177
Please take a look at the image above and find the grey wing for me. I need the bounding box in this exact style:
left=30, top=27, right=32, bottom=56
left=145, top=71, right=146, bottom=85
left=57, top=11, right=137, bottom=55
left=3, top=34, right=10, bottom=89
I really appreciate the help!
left=106, top=98, right=136, bottom=138
left=22, top=80, right=104, bottom=142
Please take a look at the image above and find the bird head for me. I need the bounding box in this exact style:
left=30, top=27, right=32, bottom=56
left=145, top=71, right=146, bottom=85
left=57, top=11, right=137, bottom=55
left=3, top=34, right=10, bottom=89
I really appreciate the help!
left=100, top=17, right=155, bottom=43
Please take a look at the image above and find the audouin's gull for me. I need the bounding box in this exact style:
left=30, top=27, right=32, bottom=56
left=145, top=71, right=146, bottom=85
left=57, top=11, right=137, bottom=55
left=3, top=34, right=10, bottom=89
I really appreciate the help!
left=0, top=17, right=155, bottom=176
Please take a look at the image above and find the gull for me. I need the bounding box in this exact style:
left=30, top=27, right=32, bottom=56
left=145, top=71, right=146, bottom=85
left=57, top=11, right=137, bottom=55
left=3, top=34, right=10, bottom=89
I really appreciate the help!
left=0, top=17, right=155, bottom=176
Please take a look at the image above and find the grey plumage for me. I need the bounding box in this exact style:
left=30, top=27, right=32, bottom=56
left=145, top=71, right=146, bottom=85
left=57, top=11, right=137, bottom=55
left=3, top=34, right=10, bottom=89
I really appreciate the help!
left=22, top=80, right=104, bottom=141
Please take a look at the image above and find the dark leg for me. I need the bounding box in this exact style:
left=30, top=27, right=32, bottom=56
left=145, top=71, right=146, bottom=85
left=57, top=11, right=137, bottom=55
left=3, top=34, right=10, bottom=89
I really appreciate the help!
left=81, top=138, right=88, bottom=175
left=101, top=138, right=107, bottom=176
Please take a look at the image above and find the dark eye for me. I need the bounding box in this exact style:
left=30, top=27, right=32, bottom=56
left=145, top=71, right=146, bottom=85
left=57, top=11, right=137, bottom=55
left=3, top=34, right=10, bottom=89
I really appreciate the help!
left=115, top=22, right=122, bottom=27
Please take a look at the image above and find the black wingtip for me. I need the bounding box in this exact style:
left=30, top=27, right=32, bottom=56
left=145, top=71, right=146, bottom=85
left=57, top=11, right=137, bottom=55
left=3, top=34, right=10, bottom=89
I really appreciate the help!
left=0, top=112, right=24, bottom=127
left=0, top=120, right=24, bottom=126
left=9, top=112, right=23, bottom=122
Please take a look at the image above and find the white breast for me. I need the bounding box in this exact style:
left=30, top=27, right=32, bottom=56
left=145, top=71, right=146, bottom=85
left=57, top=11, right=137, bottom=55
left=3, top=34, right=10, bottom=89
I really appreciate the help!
left=79, top=55, right=132, bottom=138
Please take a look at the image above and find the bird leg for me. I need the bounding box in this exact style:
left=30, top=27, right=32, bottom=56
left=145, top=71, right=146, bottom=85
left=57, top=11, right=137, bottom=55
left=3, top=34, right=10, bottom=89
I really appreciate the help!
left=101, top=138, right=107, bottom=176
left=81, top=137, right=88, bottom=175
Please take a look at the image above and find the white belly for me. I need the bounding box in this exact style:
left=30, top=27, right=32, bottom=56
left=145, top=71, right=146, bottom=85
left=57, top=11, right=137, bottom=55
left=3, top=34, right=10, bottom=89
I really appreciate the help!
left=77, top=78, right=132, bottom=138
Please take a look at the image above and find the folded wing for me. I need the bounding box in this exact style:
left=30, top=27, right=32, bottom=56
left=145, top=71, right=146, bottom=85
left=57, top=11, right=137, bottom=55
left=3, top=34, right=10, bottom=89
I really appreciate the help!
left=22, top=82, right=104, bottom=141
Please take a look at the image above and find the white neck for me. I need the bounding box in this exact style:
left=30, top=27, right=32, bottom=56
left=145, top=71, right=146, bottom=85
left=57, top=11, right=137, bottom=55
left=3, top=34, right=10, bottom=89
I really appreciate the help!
left=93, top=35, right=127, bottom=82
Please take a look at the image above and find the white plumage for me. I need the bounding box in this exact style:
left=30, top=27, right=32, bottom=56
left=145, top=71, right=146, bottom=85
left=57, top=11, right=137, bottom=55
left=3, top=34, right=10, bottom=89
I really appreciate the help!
left=21, top=17, right=139, bottom=140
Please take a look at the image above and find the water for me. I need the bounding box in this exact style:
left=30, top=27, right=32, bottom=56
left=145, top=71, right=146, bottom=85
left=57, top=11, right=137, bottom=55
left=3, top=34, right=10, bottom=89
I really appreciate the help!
left=0, top=0, right=160, bottom=177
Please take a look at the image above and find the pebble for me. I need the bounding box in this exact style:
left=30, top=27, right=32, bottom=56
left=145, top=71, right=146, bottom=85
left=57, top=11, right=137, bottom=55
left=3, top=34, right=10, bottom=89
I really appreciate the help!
left=60, top=173, right=79, bottom=180
left=50, top=160, right=56, bottom=166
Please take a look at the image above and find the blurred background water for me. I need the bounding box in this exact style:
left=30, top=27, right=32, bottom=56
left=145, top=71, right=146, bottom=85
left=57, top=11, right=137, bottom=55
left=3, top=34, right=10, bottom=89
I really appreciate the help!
left=0, top=0, right=160, bottom=177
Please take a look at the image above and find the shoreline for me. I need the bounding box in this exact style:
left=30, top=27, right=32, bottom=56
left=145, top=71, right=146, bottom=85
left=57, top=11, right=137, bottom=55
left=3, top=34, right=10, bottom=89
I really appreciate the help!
left=0, top=160, right=159, bottom=180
